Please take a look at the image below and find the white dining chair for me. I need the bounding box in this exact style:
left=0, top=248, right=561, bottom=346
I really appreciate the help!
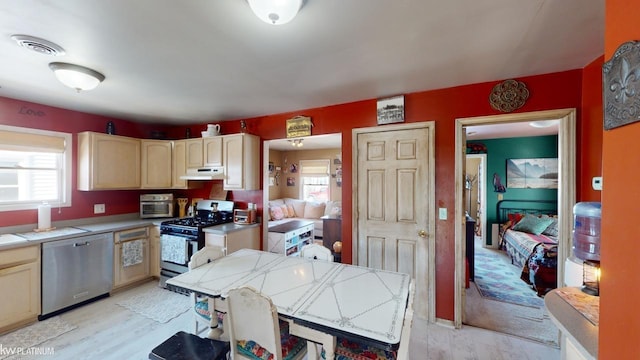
left=226, top=286, right=307, bottom=360
left=188, top=246, right=226, bottom=338
left=299, top=243, right=334, bottom=262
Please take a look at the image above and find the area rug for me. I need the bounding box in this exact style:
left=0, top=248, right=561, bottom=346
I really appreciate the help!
left=465, top=281, right=559, bottom=347
left=0, top=316, right=76, bottom=360
left=473, top=247, right=544, bottom=308
left=115, top=284, right=190, bottom=324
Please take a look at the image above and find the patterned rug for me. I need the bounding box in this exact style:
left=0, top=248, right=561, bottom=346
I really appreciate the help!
left=0, top=316, right=76, bottom=360
left=115, top=284, right=191, bottom=323
left=473, top=247, right=544, bottom=308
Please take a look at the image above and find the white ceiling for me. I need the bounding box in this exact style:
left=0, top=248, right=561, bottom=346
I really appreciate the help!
left=0, top=0, right=604, bottom=126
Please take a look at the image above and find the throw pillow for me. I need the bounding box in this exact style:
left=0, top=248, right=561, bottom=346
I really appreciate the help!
left=512, top=214, right=555, bottom=235
left=270, top=206, right=285, bottom=220
left=541, top=217, right=559, bottom=237
left=303, top=202, right=326, bottom=219
left=284, top=198, right=306, bottom=217
left=507, top=213, right=524, bottom=228
left=280, top=204, right=290, bottom=218
left=286, top=204, right=295, bottom=218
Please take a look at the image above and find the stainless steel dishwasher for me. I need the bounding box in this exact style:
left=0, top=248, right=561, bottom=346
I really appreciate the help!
left=40, top=232, right=114, bottom=319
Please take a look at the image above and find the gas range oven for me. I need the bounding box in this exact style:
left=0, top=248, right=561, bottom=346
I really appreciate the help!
left=159, top=199, right=234, bottom=290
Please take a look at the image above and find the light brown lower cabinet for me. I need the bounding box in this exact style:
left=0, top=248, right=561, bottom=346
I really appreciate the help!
left=0, top=246, right=41, bottom=334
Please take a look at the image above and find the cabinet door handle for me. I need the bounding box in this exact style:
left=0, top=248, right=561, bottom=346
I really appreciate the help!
left=74, top=241, right=90, bottom=247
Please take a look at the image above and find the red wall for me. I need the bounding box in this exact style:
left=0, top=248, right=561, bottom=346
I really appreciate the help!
left=600, top=0, right=640, bottom=357
left=580, top=56, right=605, bottom=202
left=209, top=69, right=591, bottom=320
left=0, top=67, right=602, bottom=322
left=0, top=97, right=168, bottom=227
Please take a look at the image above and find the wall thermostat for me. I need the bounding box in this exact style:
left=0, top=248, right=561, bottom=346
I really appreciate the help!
left=592, top=176, right=603, bottom=191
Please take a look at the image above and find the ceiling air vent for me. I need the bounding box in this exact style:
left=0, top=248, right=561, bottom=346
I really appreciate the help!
left=11, top=35, right=65, bottom=56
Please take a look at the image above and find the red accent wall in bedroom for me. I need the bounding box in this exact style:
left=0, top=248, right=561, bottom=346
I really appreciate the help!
left=600, top=0, right=640, bottom=357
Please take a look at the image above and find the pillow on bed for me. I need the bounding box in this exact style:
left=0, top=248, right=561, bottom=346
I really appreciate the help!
left=507, top=213, right=524, bottom=228
left=541, top=216, right=559, bottom=237
left=512, top=214, right=555, bottom=235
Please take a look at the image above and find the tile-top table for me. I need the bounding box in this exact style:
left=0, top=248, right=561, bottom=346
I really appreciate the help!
left=166, top=248, right=411, bottom=359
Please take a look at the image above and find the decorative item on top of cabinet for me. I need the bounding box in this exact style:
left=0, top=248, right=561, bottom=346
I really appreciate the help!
left=222, top=133, right=260, bottom=190
left=77, top=131, right=141, bottom=190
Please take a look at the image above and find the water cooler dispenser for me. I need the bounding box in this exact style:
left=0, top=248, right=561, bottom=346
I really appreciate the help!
left=573, top=202, right=602, bottom=261
left=565, top=202, right=602, bottom=286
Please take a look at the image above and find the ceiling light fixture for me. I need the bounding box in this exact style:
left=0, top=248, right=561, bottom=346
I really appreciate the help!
left=289, top=138, right=304, bottom=147
left=248, top=0, right=303, bottom=25
left=49, top=62, right=105, bottom=92
left=529, top=120, right=558, bottom=128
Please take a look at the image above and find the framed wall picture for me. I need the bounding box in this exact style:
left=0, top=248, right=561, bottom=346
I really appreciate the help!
left=506, top=158, right=558, bottom=189
left=377, top=95, right=405, bottom=125
left=287, top=177, right=295, bottom=186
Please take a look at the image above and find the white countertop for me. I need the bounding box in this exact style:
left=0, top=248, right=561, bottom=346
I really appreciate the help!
left=0, top=215, right=160, bottom=250
left=202, top=222, right=260, bottom=235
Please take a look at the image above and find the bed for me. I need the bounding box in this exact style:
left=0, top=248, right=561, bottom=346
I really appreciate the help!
left=497, top=199, right=559, bottom=296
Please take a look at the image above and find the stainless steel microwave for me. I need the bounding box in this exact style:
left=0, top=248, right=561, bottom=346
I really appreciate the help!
left=140, top=194, right=174, bottom=218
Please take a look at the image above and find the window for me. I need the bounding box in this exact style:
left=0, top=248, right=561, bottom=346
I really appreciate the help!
left=0, top=125, right=72, bottom=211
left=299, top=159, right=330, bottom=202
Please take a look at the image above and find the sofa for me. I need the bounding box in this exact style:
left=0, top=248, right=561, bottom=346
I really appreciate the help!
left=267, top=198, right=342, bottom=239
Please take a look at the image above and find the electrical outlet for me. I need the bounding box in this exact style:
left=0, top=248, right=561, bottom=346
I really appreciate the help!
left=497, top=194, right=504, bottom=201
left=438, top=207, right=447, bottom=220
left=94, top=204, right=105, bottom=214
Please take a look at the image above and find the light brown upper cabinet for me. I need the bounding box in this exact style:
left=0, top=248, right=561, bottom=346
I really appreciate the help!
left=141, top=139, right=172, bottom=189
left=223, top=133, right=259, bottom=190
left=77, top=132, right=141, bottom=190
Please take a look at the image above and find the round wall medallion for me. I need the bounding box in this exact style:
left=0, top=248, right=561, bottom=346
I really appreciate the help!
left=489, top=79, right=529, bottom=113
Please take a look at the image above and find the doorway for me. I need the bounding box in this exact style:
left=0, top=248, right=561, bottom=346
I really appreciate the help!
left=262, top=134, right=343, bottom=251
left=454, top=109, right=576, bottom=329
left=352, top=122, right=436, bottom=322
left=465, top=154, right=486, bottom=246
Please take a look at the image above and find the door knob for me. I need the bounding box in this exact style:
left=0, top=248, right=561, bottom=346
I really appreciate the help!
left=418, top=230, right=427, bottom=238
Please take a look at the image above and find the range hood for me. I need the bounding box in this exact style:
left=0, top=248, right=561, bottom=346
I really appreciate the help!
left=180, top=167, right=225, bottom=180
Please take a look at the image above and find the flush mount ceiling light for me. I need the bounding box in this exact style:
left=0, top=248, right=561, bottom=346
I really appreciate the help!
left=49, top=62, right=105, bottom=92
left=289, top=138, right=304, bottom=147
left=248, top=0, right=303, bottom=25
left=529, top=120, right=559, bottom=128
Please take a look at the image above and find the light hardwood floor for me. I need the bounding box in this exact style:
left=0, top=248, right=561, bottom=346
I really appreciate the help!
left=9, top=280, right=560, bottom=359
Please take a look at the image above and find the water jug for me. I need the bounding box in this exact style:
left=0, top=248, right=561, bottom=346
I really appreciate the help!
left=572, top=202, right=601, bottom=261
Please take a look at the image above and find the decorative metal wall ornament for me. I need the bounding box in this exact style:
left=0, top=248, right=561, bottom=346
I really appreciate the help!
left=603, top=41, right=640, bottom=130
left=489, top=79, right=529, bottom=113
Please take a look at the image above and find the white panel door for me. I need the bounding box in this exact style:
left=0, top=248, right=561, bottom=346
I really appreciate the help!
left=355, top=123, right=433, bottom=319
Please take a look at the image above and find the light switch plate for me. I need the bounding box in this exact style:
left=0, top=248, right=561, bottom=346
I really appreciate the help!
left=439, top=208, right=447, bottom=220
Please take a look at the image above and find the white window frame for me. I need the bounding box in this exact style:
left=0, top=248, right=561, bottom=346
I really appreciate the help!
left=299, top=159, right=330, bottom=202
left=0, top=125, right=72, bottom=211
